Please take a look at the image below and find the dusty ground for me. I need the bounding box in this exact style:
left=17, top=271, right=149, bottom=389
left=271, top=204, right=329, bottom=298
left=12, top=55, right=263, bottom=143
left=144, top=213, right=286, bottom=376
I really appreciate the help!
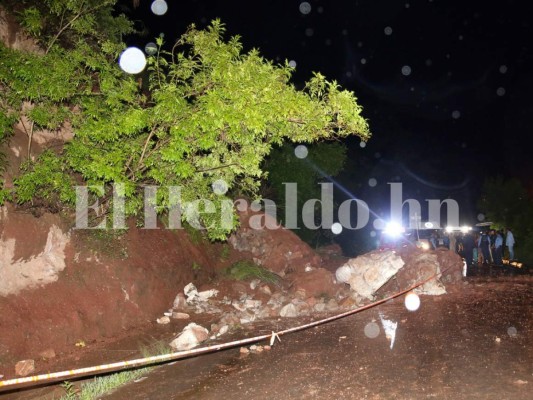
left=1, top=267, right=531, bottom=400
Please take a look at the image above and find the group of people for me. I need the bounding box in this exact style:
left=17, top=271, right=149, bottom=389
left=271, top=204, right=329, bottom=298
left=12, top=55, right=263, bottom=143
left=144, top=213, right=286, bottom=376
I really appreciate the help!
left=456, top=228, right=515, bottom=266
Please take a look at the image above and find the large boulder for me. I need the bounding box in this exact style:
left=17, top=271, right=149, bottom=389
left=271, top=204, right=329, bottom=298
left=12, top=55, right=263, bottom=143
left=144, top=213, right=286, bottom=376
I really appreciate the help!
left=376, top=249, right=446, bottom=297
left=335, top=250, right=405, bottom=300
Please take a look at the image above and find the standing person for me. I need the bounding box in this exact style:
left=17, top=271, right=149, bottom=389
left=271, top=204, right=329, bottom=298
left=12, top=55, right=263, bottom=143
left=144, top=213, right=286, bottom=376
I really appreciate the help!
left=493, top=230, right=503, bottom=266
left=505, top=227, right=515, bottom=261
left=478, top=231, right=491, bottom=265
left=449, top=232, right=457, bottom=254
left=462, top=232, right=476, bottom=266
left=488, top=229, right=496, bottom=263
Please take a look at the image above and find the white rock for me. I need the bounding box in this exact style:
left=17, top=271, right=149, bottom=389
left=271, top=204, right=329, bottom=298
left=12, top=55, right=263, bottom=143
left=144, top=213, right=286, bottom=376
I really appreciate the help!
left=244, top=299, right=262, bottom=309
left=197, top=289, right=219, bottom=301
left=336, top=251, right=405, bottom=299
left=280, top=303, right=298, bottom=317
left=171, top=312, right=190, bottom=320
left=250, top=279, right=261, bottom=290
left=259, top=284, right=272, bottom=295
left=173, top=293, right=187, bottom=309
left=183, top=283, right=199, bottom=303
left=156, top=316, right=170, bottom=324
left=232, top=300, right=247, bottom=312
left=218, top=325, right=229, bottom=336
left=169, top=323, right=209, bottom=351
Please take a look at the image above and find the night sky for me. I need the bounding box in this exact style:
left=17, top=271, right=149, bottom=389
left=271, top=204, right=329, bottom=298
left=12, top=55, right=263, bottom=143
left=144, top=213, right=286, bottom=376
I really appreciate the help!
left=118, top=0, right=533, bottom=233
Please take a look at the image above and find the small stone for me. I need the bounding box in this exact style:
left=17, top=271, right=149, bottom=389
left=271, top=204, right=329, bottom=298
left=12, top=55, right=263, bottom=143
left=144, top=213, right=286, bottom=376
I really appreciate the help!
left=156, top=316, right=171, bottom=324
left=339, top=296, right=357, bottom=309
left=240, top=347, right=250, bottom=354
left=495, top=337, right=501, bottom=343
left=314, top=303, right=326, bottom=312
left=15, top=360, right=35, bottom=376
left=294, top=289, right=307, bottom=300
left=259, top=284, right=272, bottom=295
left=172, top=312, right=190, bottom=320
left=218, top=325, right=229, bottom=336
left=279, top=303, right=298, bottom=318
left=263, top=345, right=271, bottom=351
left=38, top=348, right=56, bottom=360
left=250, top=279, right=261, bottom=290
left=173, top=293, right=187, bottom=310
left=250, top=345, right=263, bottom=353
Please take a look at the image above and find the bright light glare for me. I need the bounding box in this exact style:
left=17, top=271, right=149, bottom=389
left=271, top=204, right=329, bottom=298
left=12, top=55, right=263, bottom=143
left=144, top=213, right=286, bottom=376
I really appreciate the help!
left=460, top=225, right=471, bottom=233
left=119, top=47, right=146, bottom=74
left=445, top=226, right=453, bottom=233
left=383, top=222, right=404, bottom=237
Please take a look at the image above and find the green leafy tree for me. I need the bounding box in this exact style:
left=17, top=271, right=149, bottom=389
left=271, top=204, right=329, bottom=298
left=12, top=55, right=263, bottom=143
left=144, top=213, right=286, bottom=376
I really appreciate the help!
left=263, top=142, right=347, bottom=245
left=1, top=1, right=371, bottom=240
left=478, top=176, right=533, bottom=264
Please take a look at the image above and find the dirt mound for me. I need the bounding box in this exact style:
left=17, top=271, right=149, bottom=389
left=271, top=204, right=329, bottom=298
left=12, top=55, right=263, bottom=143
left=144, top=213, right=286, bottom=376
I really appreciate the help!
left=228, top=208, right=323, bottom=275
left=0, top=205, right=341, bottom=374
left=0, top=208, right=237, bottom=366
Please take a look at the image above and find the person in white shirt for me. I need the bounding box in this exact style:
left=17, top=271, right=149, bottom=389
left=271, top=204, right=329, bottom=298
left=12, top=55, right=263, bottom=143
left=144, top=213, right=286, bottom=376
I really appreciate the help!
left=505, top=227, right=515, bottom=260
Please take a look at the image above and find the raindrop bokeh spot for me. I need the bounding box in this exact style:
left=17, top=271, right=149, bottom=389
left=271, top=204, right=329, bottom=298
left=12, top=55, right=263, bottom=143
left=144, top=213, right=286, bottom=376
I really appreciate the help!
left=212, top=179, right=229, bottom=195
left=145, top=42, right=157, bottom=55
left=373, top=219, right=386, bottom=230
left=405, top=292, right=420, bottom=311
left=151, top=0, right=168, bottom=16
left=299, top=2, right=312, bottom=15
left=331, top=222, right=343, bottom=235
left=294, top=144, right=308, bottom=159
left=364, top=322, right=380, bottom=338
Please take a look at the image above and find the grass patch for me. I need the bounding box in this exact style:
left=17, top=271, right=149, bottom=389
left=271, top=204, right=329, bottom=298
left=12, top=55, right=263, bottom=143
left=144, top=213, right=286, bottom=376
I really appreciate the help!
left=222, top=260, right=281, bottom=285
left=58, top=368, right=150, bottom=400
left=57, top=340, right=172, bottom=400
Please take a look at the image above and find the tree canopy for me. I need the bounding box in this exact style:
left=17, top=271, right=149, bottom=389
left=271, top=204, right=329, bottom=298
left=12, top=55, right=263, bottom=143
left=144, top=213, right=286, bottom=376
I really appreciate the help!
left=0, top=0, right=371, bottom=239
left=263, top=142, right=347, bottom=245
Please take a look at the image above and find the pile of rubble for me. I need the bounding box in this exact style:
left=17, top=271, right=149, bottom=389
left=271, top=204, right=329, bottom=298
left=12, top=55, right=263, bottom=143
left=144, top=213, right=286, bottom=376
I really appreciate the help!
left=160, top=278, right=353, bottom=351
left=160, top=247, right=464, bottom=351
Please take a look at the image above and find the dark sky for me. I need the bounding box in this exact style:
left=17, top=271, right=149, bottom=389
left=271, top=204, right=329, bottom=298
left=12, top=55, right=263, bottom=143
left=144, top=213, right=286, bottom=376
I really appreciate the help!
left=118, top=0, right=533, bottom=229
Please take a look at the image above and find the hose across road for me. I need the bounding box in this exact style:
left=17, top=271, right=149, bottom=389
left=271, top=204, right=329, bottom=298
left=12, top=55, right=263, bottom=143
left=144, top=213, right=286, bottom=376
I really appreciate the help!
left=0, top=264, right=452, bottom=392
